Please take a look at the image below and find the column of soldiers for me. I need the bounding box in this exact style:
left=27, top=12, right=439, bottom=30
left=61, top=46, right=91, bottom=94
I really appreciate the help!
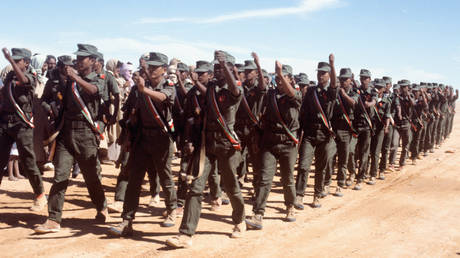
left=0, top=45, right=457, bottom=249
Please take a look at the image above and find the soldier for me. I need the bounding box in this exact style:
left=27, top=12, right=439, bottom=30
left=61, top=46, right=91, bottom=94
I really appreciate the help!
left=166, top=51, right=246, bottom=248
left=378, top=76, right=394, bottom=174
left=446, top=87, right=458, bottom=138
left=245, top=59, right=300, bottom=229
left=177, top=60, right=222, bottom=212
left=388, top=83, right=401, bottom=170
left=294, top=55, right=337, bottom=209
left=330, top=68, right=358, bottom=197
left=34, top=44, right=108, bottom=233
left=436, top=84, right=448, bottom=147
left=107, top=52, right=178, bottom=237
left=0, top=47, right=46, bottom=211
left=235, top=53, right=266, bottom=194
left=297, top=73, right=310, bottom=98
left=409, top=84, right=428, bottom=164
left=394, top=79, right=415, bottom=171
left=351, top=69, right=377, bottom=191
left=368, top=78, right=391, bottom=183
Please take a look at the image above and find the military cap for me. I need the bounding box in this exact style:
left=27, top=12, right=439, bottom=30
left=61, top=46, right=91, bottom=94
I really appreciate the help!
left=374, top=78, right=386, bottom=88
left=399, top=79, right=411, bottom=87
left=439, top=83, right=445, bottom=89
left=195, top=60, right=213, bottom=73
left=11, top=48, right=32, bottom=60
left=338, top=68, right=353, bottom=79
left=74, top=43, right=98, bottom=57
left=213, top=51, right=236, bottom=66
left=235, top=63, right=244, bottom=72
left=382, top=76, right=392, bottom=84
left=177, top=62, right=189, bottom=72
left=95, top=51, right=104, bottom=61
left=57, top=55, right=74, bottom=66
left=412, top=84, right=420, bottom=91
left=146, top=52, right=168, bottom=66
left=298, top=73, right=309, bottom=85
left=427, top=83, right=433, bottom=89
left=316, top=62, right=331, bottom=72
left=420, top=82, right=427, bottom=89
left=282, top=64, right=293, bottom=76
left=393, top=83, right=400, bottom=90
left=309, top=81, right=317, bottom=86
left=262, top=69, right=268, bottom=78
left=243, top=60, right=257, bottom=71
left=359, top=69, right=371, bottom=78
left=411, top=83, right=418, bottom=89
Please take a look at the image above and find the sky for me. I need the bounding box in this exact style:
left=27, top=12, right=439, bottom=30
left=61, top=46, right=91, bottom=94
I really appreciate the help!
left=1, top=0, right=459, bottom=87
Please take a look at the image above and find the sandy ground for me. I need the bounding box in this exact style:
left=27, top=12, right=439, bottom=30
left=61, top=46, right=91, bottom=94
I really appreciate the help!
left=1, top=113, right=460, bottom=258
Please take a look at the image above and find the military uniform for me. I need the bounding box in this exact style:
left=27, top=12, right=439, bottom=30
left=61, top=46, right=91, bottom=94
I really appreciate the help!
left=178, top=54, right=245, bottom=238
left=0, top=48, right=44, bottom=198
left=177, top=61, right=221, bottom=209
left=41, top=44, right=107, bottom=228
left=352, top=70, right=377, bottom=188
left=250, top=65, right=301, bottom=220
left=409, top=86, right=428, bottom=161
left=369, top=79, right=391, bottom=181
left=378, top=77, right=394, bottom=173
left=120, top=53, right=177, bottom=224
left=394, top=80, right=414, bottom=168
left=296, top=62, right=337, bottom=204
left=331, top=68, right=358, bottom=189
left=235, top=60, right=265, bottom=191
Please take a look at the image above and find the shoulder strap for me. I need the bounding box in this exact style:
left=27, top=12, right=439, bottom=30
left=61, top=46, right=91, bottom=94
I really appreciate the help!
left=356, top=89, right=374, bottom=130
left=7, top=81, right=34, bottom=128
left=337, top=94, right=357, bottom=137
left=70, top=82, right=104, bottom=139
left=241, top=92, right=259, bottom=126
left=143, top=93, right=175, bottom=137
left=270, top=90, right=299, bottom=144
left=208, top=85, right=241, bottom=150
left=312, top=89, right=335, bottom=137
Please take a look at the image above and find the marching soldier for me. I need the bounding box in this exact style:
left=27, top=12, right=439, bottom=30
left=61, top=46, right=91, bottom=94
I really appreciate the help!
left=368, top=79, right=391, bottom=184
left=108, top=52, right=178, bottom=236
left=166, top=51, right=246, bottom=248
left=394, top=79, right=415, bottom=171
left=35, top=44, right=108, bottom=233
left=330, top=68, right=358, bottom=196
left=351, top=69, right=377, bottom=191
left=0, top=47, right=46, bottom=211
left=294, top=54, right=337, bottom=209
left=245, top=60, right=300, bottom=229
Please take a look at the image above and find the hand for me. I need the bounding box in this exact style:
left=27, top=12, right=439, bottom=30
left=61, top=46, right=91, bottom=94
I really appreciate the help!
left=191, top=72, right=198, bottom=82
left=184, top=142, right=194, bottom=155
left=456, top=89, right=459, bottom=95
left=215, top=50, right=226, bottom=64
left=275, top=60, right=282, bottom=75
left=329, top=53, right=335, bottom=65
left=384, top=125, right=389, bottom=134
left=133, top=74, right=145, bottom=92
left=2, top=48, right=11, bottom=61
left=252, top=52, right=260, bottom=67
left=65, top=66, right=79, bottom=81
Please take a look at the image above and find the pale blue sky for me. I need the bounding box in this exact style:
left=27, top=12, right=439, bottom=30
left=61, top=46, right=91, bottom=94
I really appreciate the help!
left=1, top=0, right=459, bottom=87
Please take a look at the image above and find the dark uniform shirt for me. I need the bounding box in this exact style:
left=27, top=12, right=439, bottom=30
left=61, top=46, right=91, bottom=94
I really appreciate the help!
left=260, top=87, right=302, bottom=145
left=394, top=93, right=414, bottom=125
left=41, top=69, right=66, bottom=118
left=353, top=86, right=377, bottom=129
left=0, top=67, right=37, bottom=118
left=235, top=80, right=265, bottom=131
left=205, top=82, right=242, bottom=133
left=331, top=88, right=359, bottom=132
left=136, top=79, right=175, bottom=129
left=300, top=84, right=337, bottom=141
left=372, top=93, right=391, bottom=127
left=63, top=71, right=105, bottom=122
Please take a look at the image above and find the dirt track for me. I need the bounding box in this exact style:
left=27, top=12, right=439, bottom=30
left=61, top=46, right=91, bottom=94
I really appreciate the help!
left=1, top=113, right=460, bottom=258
